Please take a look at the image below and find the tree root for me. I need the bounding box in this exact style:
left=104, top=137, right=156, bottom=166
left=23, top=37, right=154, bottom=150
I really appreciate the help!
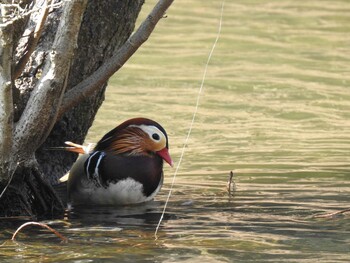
left=0, top=161, right=64, bottom=218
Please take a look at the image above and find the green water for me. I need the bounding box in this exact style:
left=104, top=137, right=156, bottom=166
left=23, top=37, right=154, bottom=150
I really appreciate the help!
left=1, top=0, right=350, bottom=262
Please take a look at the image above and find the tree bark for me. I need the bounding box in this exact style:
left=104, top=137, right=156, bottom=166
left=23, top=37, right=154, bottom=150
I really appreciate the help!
left=0, top=21, right=14, bottom=181
left=0, top=159, right=63, bottom=218
left=14, top=0, right=87, bottom=160
left=36, top=0, right=145, bottom=184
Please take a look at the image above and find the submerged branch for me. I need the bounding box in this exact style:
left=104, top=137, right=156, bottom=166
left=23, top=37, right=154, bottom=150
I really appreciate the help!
left=58, top=0, right=175, bottom=118
left=227, top=171, right=236, bottom=196
left=11, top=221, right=68, bottom=242
left=313, top=208, right=350, bottom=219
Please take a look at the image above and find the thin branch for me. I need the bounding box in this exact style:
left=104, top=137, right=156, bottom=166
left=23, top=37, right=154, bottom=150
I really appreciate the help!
left=13, top=0, right=51, bottom=80
left=57, top=0, right=175, bottom=118
left=11, top=221, right=68, bottom=242
left=13, top=0, right=87, bottom=157
left=0, top=18, right=14, bottom=180
left=227, top=171, right=236, bottom=196
left=0, top=1, right=63, bottom=27
left=313, top=208, right=350, bottom=219
left=0, top=162, right=18, bottom=200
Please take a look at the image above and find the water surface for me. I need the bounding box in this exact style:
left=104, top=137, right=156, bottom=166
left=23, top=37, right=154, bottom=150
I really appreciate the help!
left=1, top=0, right=350, bottom=262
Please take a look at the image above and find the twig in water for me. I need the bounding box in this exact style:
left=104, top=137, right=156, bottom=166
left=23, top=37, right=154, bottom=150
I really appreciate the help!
left=227, top=171, right=236, bottom=196
left=313, top=208, right=350, bottom=219
left=11, top=221, right=68, bottom=242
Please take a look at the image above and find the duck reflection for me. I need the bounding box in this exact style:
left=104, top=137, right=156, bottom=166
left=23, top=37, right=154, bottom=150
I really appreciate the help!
left=65, top=200, right=173, bottom=227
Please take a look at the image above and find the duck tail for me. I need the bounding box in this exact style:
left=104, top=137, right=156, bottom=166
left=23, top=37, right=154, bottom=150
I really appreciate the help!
left=48, top=141, right=95, bottom=154
left=63, top=141, right=95, bottom=154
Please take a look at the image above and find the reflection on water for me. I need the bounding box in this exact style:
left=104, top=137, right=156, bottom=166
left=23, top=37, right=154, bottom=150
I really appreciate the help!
left=1, top=0, right=350, bottom=262
left=68, top=201, right=175, bottom=226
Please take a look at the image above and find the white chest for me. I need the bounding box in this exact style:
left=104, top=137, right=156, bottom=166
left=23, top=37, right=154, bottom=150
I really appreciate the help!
left=72, top=177, right=163, bottom=206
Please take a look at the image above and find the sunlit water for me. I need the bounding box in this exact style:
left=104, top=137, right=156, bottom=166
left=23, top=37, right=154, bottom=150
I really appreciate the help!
left=1, top=0, right=350, bottom=262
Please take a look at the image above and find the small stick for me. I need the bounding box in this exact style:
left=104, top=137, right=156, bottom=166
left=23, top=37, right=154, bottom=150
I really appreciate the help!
left=227, top=171, right=236, bottom=195
left=11, top=221, right=68, bottom=242
left=313, top=208, right=350, bottom=219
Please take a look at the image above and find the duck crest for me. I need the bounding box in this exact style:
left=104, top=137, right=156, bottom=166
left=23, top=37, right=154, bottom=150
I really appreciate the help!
left=99, top=126, right=147, bottom=155
left=94, top=117, right=169, bottom=155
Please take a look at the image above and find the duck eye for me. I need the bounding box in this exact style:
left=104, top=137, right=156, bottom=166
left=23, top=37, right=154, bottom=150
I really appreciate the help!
left=152, top=133, right=160, bottom=141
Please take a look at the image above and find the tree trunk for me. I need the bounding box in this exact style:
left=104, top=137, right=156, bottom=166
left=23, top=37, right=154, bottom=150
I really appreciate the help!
left=36, top=0, right=144, bottom=184
left=0, top=0, right=144, bottom=218
left=0, top=158, right=63, bottom=218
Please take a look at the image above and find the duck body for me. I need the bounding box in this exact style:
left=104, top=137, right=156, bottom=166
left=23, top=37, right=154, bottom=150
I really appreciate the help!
left=65, top=118, right=172, bottom=206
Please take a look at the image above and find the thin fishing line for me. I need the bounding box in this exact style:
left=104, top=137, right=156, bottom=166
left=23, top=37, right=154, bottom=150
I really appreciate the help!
left=155, top=0, right=225, bottom=239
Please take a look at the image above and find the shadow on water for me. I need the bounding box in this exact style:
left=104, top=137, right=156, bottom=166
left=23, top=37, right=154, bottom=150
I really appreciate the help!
left=67, top=201, right=175, bottom=227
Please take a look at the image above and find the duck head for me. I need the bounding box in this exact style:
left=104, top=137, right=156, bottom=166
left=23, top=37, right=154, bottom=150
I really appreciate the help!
left=94, top=118, right=173, bottom=167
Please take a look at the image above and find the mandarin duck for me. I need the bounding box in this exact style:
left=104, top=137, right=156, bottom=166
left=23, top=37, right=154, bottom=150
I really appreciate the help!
left=61, top=118, right=173, bottom=206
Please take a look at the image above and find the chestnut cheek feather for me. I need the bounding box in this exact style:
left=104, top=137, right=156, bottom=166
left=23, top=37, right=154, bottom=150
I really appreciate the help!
left=156, top=148, right=173, bottom=167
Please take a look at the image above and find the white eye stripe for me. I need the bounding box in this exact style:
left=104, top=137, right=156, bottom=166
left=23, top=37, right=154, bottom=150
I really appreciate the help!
left=129, top=124, right=166, bottom=142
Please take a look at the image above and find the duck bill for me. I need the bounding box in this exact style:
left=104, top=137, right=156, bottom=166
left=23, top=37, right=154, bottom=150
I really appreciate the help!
left=156, top=148, right=173, bottom=167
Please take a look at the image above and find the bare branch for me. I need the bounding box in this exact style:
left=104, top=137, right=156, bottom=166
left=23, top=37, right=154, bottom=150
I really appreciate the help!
left=12, top=221, right=68, bottom=242
left=0, top=1, right=63, bottom=27
left=13, top=0, right=51, bottom=80
left=13, top=0, right=88, bottom=157
left=313, top=208, right=350, bottom=219
left=0, top=21, right=14, bottom=180
left=58, top=0, right=175, bottom=118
